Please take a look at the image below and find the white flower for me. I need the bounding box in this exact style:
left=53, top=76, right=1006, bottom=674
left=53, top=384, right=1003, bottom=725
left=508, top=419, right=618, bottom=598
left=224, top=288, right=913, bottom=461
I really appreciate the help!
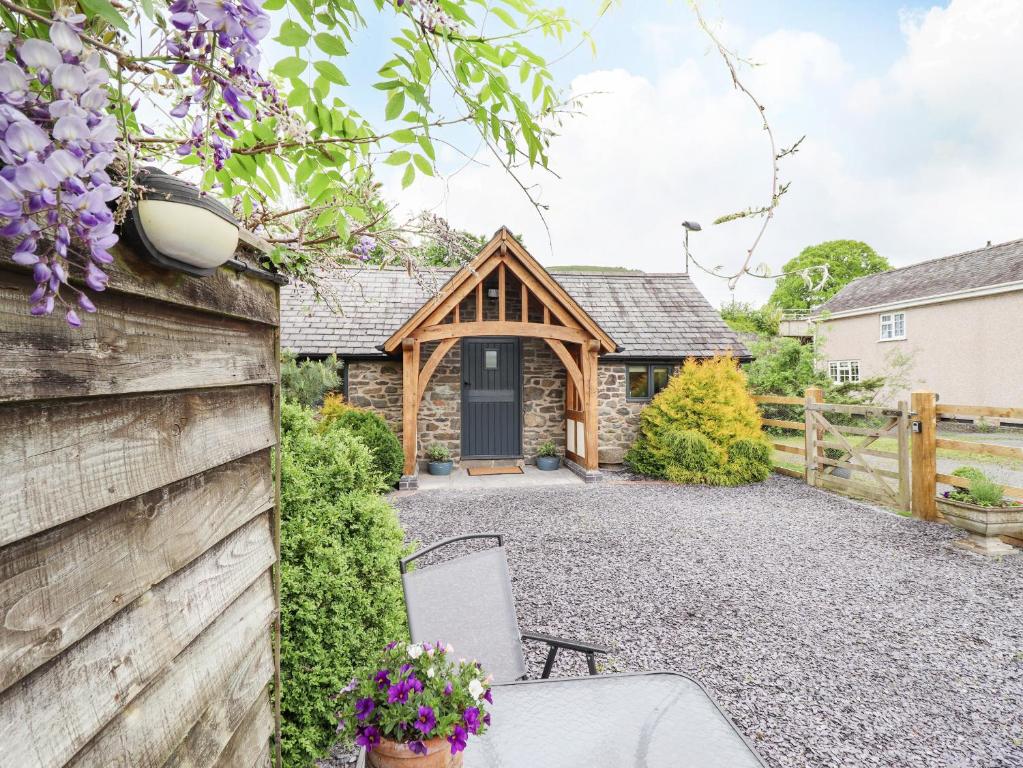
left=427, top=666, right=436, bottom=678
left=445, top=644, right=454, bottom=654
left=468, top=678, right=484, bottom=700
left=407, top=643, right=423, bottom=659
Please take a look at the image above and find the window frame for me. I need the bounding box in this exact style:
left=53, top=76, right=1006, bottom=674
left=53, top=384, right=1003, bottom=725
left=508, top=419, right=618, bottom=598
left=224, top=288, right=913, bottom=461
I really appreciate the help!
left=879, top=311, right=906, bottom=341
left=828, top=359, right=861, bottom=384
left=626, top=362, right=674, bottom=402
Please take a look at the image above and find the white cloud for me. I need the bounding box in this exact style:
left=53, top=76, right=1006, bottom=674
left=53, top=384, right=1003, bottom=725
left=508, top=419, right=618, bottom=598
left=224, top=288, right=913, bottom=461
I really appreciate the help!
left=386, top=0, right=1023, bottom=310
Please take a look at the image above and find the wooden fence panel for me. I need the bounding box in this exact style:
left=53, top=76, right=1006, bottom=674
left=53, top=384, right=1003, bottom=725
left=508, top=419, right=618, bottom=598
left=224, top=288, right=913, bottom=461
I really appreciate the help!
left=0, top=518, right=274, bottom=768
left=0, top=451, right=273, bottom=692
left=0, top=269, right=276, bottom=403
left=0, top=386, right=275, bottom=547
left=0, top=237, right=279, bottom=768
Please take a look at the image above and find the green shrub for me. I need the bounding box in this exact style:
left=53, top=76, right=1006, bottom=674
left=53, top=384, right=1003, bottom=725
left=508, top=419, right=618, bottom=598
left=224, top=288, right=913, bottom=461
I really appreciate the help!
left=281, top=351, right=342, bottom=408
left=279, top=401, right=409, bottom=767
left=537, top=440, right=559, bottom=458
left=320, top=404, right=404, bottom=488
left=951, top=466, right=986, bottom=484
left=970, top=477, right=1005, bottom=507
left=426, top=443, right=451, bottom=462
left=625, top=355, right=772, bottom=486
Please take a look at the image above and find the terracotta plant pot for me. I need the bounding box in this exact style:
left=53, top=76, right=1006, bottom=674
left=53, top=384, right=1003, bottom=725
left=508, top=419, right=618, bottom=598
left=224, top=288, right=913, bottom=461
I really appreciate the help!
left=367, top=738, right=463, bottom=768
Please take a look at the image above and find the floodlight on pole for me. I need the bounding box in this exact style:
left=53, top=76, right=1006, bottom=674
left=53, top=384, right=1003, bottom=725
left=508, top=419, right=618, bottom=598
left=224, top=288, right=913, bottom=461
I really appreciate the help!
left=682, top=221, right=702, bottom=274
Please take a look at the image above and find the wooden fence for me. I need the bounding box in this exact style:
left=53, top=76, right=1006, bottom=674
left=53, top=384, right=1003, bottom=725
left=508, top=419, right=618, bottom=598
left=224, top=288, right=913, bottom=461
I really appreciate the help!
left=754, top=390, right=1023, bottom=519
left=0, top=234, right=281, bottom=768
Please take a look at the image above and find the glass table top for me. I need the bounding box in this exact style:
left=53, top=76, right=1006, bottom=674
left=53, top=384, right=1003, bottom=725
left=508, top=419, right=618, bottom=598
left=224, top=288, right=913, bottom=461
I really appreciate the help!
left=359, top=672, right=766, bottom=768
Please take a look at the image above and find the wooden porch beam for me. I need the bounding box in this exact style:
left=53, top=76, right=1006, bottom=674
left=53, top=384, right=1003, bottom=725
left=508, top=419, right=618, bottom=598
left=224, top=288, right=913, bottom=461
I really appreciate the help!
left=521, top=282, right=528, bottom=322
left=543, top=306, right=550, bottom=325
left=475, top=282, right=483, bottom=322
left=417, top=338, right=458, bottom=402
left=416, top=255, right=502, bottom=331
left=402, top=339, right=420, bottom=476
left=583, top=339, right=599, bottom=470
left=411, top=321, right=591, bottom=346
left=543, top=339, right=584, bottom=398
left=501, top=256, right=581, bottom=329
left=498, top=262, right=506, bottom=321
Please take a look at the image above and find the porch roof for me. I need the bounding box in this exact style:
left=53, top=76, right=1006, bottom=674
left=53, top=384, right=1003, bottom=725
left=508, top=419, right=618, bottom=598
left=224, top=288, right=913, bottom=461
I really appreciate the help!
left=281, top=268, right=747, bottom=360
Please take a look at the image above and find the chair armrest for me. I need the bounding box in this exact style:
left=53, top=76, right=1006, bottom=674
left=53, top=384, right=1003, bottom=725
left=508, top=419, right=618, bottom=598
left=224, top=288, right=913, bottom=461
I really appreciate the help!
left=521, top=631, right=609, bottom=655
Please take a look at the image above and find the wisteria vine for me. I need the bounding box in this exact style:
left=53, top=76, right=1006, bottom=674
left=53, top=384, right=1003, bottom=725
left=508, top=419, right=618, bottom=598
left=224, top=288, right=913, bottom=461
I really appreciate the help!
left=0, top=12, right=120, bottom=326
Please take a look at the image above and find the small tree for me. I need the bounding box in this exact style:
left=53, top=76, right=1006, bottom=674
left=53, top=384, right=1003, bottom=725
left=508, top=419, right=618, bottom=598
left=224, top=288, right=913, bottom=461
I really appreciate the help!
left=720, top=301, right=781, bottom=337
left=769, top=240, right=891, bottom=310
left=281, top=352, right=342, bottom=408
left=625, top=356, right=772, bottom=486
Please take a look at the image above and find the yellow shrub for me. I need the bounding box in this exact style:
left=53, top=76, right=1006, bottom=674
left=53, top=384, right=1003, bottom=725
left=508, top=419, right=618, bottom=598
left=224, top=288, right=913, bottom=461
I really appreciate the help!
left=625, top=355, right=772, bottom=485
left=319, top=392, right=349, bottom=425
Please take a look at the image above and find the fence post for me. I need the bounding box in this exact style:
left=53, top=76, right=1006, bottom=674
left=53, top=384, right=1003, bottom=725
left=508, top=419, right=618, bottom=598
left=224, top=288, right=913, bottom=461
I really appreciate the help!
left=911, top=390, right=937, bottom=521
left=804, top=386, right=824, bottom=486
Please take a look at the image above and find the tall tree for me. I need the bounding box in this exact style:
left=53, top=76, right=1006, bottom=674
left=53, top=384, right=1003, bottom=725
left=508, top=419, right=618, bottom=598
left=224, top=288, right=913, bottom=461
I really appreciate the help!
left=769, top=240, right=891, bottom=310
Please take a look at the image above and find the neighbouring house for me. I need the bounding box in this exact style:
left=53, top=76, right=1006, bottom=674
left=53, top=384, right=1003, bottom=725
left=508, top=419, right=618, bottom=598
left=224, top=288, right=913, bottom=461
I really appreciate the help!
left=281, top=227, right=747, bottom=485
left=812, top=238, right=1023, bottom=408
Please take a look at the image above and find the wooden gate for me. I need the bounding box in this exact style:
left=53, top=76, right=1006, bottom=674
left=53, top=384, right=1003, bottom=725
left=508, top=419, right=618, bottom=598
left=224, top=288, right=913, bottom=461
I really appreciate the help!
left=805, top=399, right=911, bottom=511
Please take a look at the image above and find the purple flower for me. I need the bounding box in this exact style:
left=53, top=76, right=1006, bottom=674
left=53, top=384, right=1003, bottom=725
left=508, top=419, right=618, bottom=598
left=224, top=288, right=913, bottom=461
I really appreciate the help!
left=49, top=22, right=83, bottom=54
left=18, top=38, right=60, bottom=69
left=354, top=725, right=381, bottom=752
left=65, top=309, right=81, bottom=328
left=374, top=669, right=391, bottom=690
left=51, top=63, right=87, bottom=94
left=483, top=687, right=493, bottom=704
left=462, top=707, right=480, bottom=734
left=483, top=712, right=491, bottom=726
left=387, top=679, right=412, bottom=704
left=354, top=697, right=374, bottom=722
left=413, top=705, right=436, bottom=735
left=408, top=740, right=427, bottom=755
left=6, top=121, right=49, bottom=155
left=340, top=677, right=359, bottom=694
left=447, top=724, right=468, bottom=754
left=442, top=682, right=453, bottom=697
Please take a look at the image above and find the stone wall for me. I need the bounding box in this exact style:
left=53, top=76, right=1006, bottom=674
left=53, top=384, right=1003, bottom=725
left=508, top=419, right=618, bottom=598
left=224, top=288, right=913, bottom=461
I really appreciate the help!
left=596, top=362, right=681, bottom=465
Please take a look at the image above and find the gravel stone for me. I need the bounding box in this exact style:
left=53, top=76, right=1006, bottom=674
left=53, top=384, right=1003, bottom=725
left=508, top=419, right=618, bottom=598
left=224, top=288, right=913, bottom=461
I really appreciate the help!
left=391, top=475, right=1023, bottom=768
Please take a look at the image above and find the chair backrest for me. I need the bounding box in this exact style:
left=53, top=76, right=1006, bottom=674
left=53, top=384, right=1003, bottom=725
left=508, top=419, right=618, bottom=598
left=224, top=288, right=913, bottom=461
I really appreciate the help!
left=401, top=534, right=526, bottom=683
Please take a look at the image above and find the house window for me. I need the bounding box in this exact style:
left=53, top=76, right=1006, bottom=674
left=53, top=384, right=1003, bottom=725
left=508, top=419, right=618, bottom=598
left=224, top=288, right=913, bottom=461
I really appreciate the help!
left=828, top=360, right=861, bottom=384
left=627, top=363, right=672, bottom=400
left=484, top=349, right=498, bottom=370
left=879, top=312, right=906, bottom=341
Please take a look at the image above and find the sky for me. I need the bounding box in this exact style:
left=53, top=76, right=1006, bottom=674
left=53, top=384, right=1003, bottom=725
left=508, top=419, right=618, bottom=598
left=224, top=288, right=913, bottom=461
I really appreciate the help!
left=346, top=0, right=1023, bottom=309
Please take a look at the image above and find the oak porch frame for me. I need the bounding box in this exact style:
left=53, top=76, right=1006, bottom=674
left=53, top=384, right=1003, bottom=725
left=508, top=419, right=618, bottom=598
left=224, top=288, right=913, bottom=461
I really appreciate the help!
left=384, top=228, right=617, bottom=478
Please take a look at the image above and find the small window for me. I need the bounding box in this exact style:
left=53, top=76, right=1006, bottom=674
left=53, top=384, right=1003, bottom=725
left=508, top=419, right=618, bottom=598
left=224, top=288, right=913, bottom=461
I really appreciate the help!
left=627, top=365, right=649, bottom=399
left=627, top=363, right=674, bottom=400
left=484, top=349, right=498, bottom=370
left=652, top=366, right=670, bottom=395
left=828, top=360, right=860, bottom=384
left=880, top=312, right=906, bottom=341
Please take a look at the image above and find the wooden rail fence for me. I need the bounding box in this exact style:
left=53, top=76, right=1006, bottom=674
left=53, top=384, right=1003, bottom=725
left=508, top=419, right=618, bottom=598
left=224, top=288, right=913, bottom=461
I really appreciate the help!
left=754, top=390, right=1023, bottom=519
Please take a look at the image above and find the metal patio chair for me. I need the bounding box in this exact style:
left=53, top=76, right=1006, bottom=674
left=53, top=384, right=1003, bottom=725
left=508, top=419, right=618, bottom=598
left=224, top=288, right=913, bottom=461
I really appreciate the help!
left=391, top=533, right=770, bottom=767
left=399, top=533, right=609, bottom=682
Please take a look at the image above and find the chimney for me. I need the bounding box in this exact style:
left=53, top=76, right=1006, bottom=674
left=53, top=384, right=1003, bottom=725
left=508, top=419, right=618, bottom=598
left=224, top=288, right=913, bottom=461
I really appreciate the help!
left=987, top=240, right=992, bottom=247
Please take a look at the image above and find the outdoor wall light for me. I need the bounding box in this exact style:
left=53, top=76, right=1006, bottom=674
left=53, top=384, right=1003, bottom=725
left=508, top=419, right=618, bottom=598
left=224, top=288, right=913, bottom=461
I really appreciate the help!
left=487, top=287, right=500, bottom=299
left=122, top=166, right=239, bottom=276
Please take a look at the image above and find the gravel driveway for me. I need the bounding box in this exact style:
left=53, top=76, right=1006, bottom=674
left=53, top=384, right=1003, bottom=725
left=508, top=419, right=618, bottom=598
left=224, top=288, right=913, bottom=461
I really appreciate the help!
left=393, top=475, right=1023, bottom=768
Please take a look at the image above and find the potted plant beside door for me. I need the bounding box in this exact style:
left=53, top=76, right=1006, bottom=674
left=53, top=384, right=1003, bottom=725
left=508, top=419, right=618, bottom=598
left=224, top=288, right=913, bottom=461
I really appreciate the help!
left=536, top=440, right=561, bottom=471
left=427, top=445, right=454, bottom=476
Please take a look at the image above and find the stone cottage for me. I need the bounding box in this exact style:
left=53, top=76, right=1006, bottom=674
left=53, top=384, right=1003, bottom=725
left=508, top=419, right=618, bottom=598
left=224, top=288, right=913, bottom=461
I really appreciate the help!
left=281, top=227, right=747, bottom=486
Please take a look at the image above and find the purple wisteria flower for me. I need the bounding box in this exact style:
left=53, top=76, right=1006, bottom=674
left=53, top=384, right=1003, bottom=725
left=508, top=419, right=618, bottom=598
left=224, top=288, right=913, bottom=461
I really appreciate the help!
left=354, top=697, right=375, bottom=722
left=0, top=13, right=121, bottom=326
left=447, top=724, right=468, bottom=755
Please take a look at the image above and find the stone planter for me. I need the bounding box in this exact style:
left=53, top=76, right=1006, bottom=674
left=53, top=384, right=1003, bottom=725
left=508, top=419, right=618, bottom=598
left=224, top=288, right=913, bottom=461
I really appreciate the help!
left=428, top=460, right=453, bottom=476
left=937, top=496, right=1023, bottom=556
left=367, top=737, right=463, bottom=768
left=536, top=455, right=561, bottom=471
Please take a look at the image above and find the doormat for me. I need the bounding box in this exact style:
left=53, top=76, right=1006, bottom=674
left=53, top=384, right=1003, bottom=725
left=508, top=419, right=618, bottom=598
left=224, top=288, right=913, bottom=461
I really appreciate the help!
left=466, top=466, right=524, bottom=476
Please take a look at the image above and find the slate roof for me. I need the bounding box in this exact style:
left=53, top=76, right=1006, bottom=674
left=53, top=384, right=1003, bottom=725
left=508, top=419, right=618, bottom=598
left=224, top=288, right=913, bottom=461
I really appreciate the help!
left=817, top=238, right=1023, bottom=315
left=281, top=267, right=748, bottom=360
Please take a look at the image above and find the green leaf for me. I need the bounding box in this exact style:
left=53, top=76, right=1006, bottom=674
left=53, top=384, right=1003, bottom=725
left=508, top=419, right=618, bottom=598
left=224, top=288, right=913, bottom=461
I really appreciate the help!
left=314, top=61, right=349, bottom=86
left=261, top=0, right=285, bottom=9
left=491, top=7, right=518, bottom=28
left=287, top=80, right=310, bottom=108
left=390, top=129, right=416, bottom=143
left=308, top=173, right=331, bottom=199
left=276, top=19, right=309, bottom=47
left=334, top=215, right=350, bottom=242
left=77, top=0, right=129, bottom=31
left=384, top=151, right=411, bottom=166
left=417, top=135, right=435, bottom=160
left=273, top=57, right=307, bottom=78
left=314, top=33, right=347, bottom=56
left=401, top=163, right=415, bottom=188
left=412, top=154, right=433, bottom=176
left=384, top=91, right=405, bottom=121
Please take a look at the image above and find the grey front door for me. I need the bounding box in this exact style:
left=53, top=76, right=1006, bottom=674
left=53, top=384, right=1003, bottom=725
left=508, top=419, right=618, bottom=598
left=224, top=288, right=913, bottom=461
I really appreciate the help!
left=461, top=338, right=521, bottom=459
